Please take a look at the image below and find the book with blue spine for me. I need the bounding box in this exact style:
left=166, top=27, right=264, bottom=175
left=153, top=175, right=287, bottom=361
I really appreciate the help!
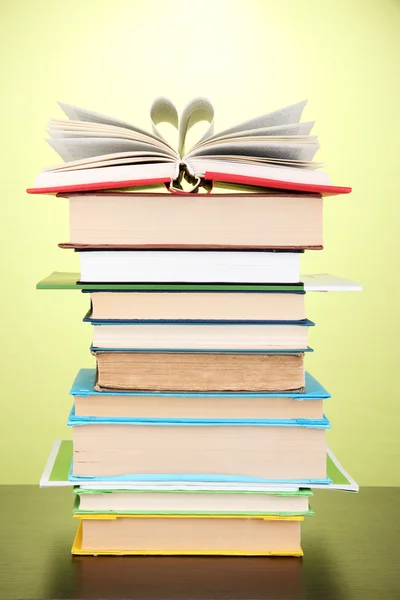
left=66, top=371, right=331, bottom=485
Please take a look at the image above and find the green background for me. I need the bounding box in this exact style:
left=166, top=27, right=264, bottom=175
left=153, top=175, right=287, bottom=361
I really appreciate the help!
left=1, top=0, right=399, bottom=484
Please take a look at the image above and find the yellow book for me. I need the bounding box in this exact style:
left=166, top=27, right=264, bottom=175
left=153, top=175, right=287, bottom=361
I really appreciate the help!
left=72, top=513, right=304, bottom=557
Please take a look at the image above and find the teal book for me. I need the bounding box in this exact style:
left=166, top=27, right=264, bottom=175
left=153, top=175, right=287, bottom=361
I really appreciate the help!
left=41, top=440, right=359, bottom=491
left=71, top=368, right=329, bottom=426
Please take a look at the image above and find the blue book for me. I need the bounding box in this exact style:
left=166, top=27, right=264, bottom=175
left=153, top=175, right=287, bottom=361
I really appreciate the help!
left=68, top=409, right=330, bottom=485
left=70, top=369, right=329, bottom=422
left=42, top=439, right=363, bottom=491
left=84, top=310, right=311, bottom=326
left=67, top=409, right=330, bottom=485
left=67, top=368, right=330, bottom=485
left=67, top=405, right=331, bottom=428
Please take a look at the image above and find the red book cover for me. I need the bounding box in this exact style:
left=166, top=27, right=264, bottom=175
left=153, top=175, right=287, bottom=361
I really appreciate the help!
left=26, top=174, right=351, bottom=197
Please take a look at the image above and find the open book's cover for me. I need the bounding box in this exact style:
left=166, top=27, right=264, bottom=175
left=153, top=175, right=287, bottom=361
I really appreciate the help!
left=70, top=521, right=304, bottom=557
left=36, top=272, right=361, bottom=292
left=70, top=368, right=330, bottom=400
left=66, top=405, right=331, bottom=428
left=27, top=176, right=351, bottom=197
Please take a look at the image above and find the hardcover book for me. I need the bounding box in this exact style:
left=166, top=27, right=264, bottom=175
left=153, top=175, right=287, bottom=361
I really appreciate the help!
left=77, top=249, right=303, bottom=284
left=67, top=410, right=330, bottom=483
left=91, top=350, right=308, bottom=392
left=59, top=192, right=323, bottom=249
left=27, top=98, right=351, bottom=196
left=70, top=369, right=329, bottom=420
left=40, top=439, right=360, bottom=492
left=72, top=514, right=304, bottom=556
left=84, top=290, right=307, bottom=322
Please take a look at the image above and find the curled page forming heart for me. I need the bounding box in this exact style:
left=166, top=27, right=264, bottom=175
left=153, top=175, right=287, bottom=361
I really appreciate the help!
left=150, top=97, right=214, bottom=158
left=149, top=97, right=179, bottom=150
left=178, top=97, right=214, bottom=157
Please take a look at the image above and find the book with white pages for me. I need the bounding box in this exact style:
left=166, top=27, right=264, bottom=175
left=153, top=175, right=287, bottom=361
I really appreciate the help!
left=27, top=98, right=351, bottom=196
left=78, top=250, right=302, bottom=284
left=40, top=439, right=359, bottom=492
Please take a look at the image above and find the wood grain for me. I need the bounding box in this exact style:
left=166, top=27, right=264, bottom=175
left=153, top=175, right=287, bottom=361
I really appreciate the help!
left=0, top=486, right=399, bottom=599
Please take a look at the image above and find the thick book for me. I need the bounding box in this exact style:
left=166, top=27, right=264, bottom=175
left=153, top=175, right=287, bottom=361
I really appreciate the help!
left=67, top=410, right=329, bottom=482
left=85, top=289, right=307, bottom=322
left=27, top=98, right=351, bottom=196
left=73, top=487, right=313, bottom=516
left=72, top=515, right=303, bottom=556
left=92, top=351, right=307, bottom=392
left=90, top=321, right=314, bottom=352
left=71, top=369, right=329, bottom=420
left=40, top=439, right=360, bottom=491
left=77, top=250, right=302, bottom=284
left=59, top=192, right=323, bottom=249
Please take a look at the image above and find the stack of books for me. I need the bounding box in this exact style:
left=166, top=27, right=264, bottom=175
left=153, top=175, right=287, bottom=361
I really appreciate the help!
left=31, top=98, right=360, bottom=557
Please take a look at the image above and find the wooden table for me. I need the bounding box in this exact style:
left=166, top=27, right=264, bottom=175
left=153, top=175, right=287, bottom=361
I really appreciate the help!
left=0, top=486, right=399, bottom=599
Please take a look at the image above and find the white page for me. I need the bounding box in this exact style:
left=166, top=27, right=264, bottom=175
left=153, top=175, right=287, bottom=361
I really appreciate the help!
left=44, top=152, right=174, bottom=172
left=197, top=135, right=318, bottom=146
left=47, top=129, right=176, bottom=156
left=48, top=121, right=175, bottom=152
left=34, top=161, right=179, bottom=188
left=149, top=96, right=179, bottom=141
left=186, top=141, right=320, bottom=163
left=193, top=122, right=315, bottom=148
left=185, top=158, right=331, bottom=184
left=58, top=102, right=160, bottom=140
left=205, top=100, right=308, bottom=140
left=178, top=97, right=214, bottom=156
left=47, top=137, right=175, bottom=162
left=195, top=155, right=321, bottom=168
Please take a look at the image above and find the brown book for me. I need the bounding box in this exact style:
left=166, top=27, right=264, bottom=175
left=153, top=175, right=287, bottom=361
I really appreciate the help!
left=73, top=516, right=303, bottom=556
left=89, top=291, right=306, bottom=321
left=59, top=192, right=323, bottom=249
left=93, top=351, right=305, bottom=392
left=71, top=423, right=326, bottom=479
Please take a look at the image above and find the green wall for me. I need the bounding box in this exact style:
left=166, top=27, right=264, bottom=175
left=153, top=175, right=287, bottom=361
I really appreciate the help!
left=1, top=0, right=399, bottom=484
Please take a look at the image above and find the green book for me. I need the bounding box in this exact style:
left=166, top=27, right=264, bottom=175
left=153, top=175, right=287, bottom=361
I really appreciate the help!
left=36, top=271, right=361, bottom=292
left=36, top=272, right=304, bottom=292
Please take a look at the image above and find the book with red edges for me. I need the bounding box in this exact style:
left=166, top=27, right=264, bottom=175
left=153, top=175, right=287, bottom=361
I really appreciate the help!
left=27, top=98, right=351, bottom=196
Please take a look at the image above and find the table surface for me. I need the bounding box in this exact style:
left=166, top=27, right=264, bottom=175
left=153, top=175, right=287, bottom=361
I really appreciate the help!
left=0, top=486, right=399, bottom=600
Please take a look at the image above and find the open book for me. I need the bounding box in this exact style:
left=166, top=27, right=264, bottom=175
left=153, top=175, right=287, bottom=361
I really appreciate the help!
left=27, top=98, right=351, bottom=196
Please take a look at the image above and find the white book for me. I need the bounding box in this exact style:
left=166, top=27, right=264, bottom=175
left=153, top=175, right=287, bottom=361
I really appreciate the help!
left=79, top=250, right=301, bottom=284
